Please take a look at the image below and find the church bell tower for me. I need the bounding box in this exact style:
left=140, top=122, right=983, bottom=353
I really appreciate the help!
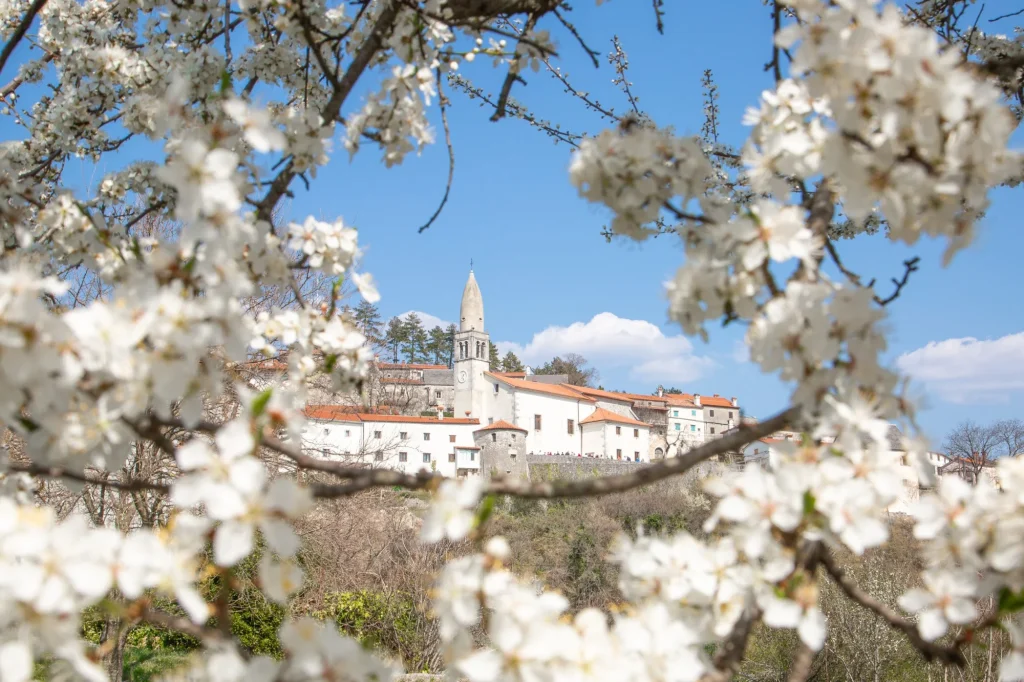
left=454, top=268, right=490, bottom=421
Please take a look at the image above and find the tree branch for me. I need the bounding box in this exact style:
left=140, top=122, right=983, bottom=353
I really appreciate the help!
left=0, top=0, right=48, bottom=79
left=7, top=462, right=170, bottom=493
left=308, top=406, right=800, bottom=498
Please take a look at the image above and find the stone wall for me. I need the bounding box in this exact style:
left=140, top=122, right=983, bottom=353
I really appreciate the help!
left=525, top=455, right=648, bottom=481
left=478, top=429, right=529, bottom=481
left=526, top=455, right=734, bottom=483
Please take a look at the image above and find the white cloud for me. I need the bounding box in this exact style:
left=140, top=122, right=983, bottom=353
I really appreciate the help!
left=495, top=312, right=714, bottom=384
left=896, top=332, right=1024, bottom=404
left=397, top=310, right=452, bottom=330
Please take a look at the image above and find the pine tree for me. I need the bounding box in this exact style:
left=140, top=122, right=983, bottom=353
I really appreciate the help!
left=383, top=317, right=406, bottom=363
left=442, top=324, right=457, bottom=367
left=426, top=326, right=448, bottom=365
left=401, top=313, right=425, bottom=363
left=501, top=351, right=524, bottom=373
left=488, top=341, right=500, bottom=370
left=352, top=300, right=384, bottom=352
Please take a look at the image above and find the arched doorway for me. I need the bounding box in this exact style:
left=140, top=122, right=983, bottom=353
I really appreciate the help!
left=654, top=447, right=664, bottom=458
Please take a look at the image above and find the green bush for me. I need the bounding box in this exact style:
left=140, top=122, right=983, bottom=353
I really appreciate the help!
left=312, top=590, right=429, bottom=671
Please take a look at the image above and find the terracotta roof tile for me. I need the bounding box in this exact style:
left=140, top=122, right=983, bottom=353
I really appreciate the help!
left=485, top=373, right=596, bottom=402
left=568, top=385, right=671, bottom=405
left=376, top=362, right=448, bottom=370
left=700, top=395, right=737, bottom=408
left=304, top=406, right=478, bottom=425
left=474, top=419, right=528, bottom=433
left=580, top=407, right=649, bottom=428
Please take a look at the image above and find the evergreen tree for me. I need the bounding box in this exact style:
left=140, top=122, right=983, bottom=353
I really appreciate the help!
left=426, top=326, right=448, bottom=365
left=383, top=317, right=406, bottom=363
left=501, top=350, right=524, bottom=373
left=401, top=313, right=425, bottom=363
left=443, top=323, right=457, bottom=368
left=352, top=300, right=384, bottom=352
left=488, top=342, right=500, bottom=370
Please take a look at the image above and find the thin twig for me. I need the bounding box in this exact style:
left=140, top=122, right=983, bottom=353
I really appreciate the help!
left=7, top=462, right=170, bottom=493
left=418, top=72, right=455, bottom=233
left=491, top=13, right=538, bottom=121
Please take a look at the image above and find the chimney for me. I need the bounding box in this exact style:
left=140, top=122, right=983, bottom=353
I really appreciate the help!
left=713, top=393, right=720, bottom=398
left=436, top=405, right=444, bottom=421
left=657, top=386, right=664, bottom=398
left=694, top=393, right=701, bottom=407
left=731, top=396, right=738, bottom=407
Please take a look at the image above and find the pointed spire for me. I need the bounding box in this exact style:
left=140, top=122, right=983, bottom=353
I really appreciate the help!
left=460, top=268, right=484, bottom=332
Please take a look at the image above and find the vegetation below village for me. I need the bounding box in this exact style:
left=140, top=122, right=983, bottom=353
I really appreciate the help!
left=59, top=470, right=1011, bottom=682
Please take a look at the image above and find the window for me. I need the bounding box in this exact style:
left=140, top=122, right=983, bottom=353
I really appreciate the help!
left=634, top=451, right=640, bottom=460
left=436, top=390, right=442, bottom=398
left=691, top=410, right=696, bottom=416
left=511, top=434, right=516, bottom=441
left=470, top=452, right=476, bottom=461
left=633, top=429, right=639, bottom=438
left=534, top=414, right=542, bottom=431
left=399, top=452, right=407, bottom=462
left=488, top=417, right=494, bottom=425
left=375, top=451, right=383, bottom=462
left=710, top=427, right=716, bottom=434
left=491, top=433, right=497, bottom=443
left=449, top=453, right=456, bottom=462
left=567, top=419, right=574, bottom=435
left=423, top=432, right=430, bottom=441
left=615, top=426, right=621, bottom=435
left=710, top=409, right=715, bottom=417
left=674, top=423, right=681, bottom=431
left=449, top=435, right=456, bottom=443
left=728, top=411, right=733, bottom=419
left=494, top=383, right=499, bottom=394
left=616, top=449, right=622, bottom=460
left=374, top=431, right=382, bottom=439
left=345, top=430, right=350, bottom=437
left=400, top=432, right=408, bottom=440
left=690, top=424, right=696, bottom=432
left=423, top=453, right=431, bottom=463
left=673, top=410, right=678, bottom=417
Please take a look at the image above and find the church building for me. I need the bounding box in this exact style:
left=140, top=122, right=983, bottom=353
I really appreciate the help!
left=303, top=269, right=660, bottom=476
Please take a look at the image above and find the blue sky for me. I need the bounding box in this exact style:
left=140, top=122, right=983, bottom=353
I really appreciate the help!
left=313, top=1, right=1023, bottom=447
left=9, top=1, right=1023, bottom=447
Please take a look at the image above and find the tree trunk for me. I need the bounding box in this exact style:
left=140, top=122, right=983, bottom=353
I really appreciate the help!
left=100, top=613, right=129, bottom=682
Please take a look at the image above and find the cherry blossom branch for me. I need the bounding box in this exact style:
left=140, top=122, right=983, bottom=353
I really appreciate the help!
left=255, top=1, right=402, bottom=223
left=873, top=257, right=921, bottom=306
left=0, top=0, right=48, bottom=78
left=820, top=550, right=967, bottom=665
left=701, top=605, right=762, bottom=682
left=491, top=13, right=539, bottom=121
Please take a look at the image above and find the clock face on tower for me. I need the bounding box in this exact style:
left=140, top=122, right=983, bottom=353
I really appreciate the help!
left=458, top=370, right=467, bottom=384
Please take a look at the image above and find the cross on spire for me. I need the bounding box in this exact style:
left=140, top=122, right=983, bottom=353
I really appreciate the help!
left=470, top=258, right=473, bottom=272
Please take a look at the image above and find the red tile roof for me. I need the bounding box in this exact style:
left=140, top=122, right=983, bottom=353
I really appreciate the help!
left=700, top=395, right=736, bottom=408
left=376, top=363, right=448, bottom=370
left=304, top=406, right=478, bottom=425
left=664, top=394, right=697, bottom=407
left=485, top=373, right=596, bottom=402
left=474, top=419, right=528, bottom=433
left=580, top=408, right=649, bottom=428
left=570, top=385, right=648, bottom=403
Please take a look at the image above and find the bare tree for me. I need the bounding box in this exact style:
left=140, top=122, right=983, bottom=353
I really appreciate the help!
left=943, top=419, right=1024, bottom=485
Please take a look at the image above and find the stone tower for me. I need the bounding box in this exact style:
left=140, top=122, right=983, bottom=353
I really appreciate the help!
left=474, top=420, right=529, bottom=482
left=454, top=269, right=490, bottom=421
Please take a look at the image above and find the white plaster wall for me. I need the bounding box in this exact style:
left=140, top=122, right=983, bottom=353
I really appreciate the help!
left=581, top=423, right=605, bottom=457
left=668, top=405, right=704, bottom=445
left=513, top=391, right=593, bottom=455
left=303, top=418, right=479, bottom=477
left=603, top=423, right=650, bottom=461
left=482, top=377, right=517, bottom=427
